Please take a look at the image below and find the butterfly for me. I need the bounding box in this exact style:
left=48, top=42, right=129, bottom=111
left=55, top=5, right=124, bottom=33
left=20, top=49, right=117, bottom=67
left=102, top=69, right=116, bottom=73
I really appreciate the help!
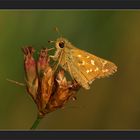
left=49, top=37, right=117, bottom=90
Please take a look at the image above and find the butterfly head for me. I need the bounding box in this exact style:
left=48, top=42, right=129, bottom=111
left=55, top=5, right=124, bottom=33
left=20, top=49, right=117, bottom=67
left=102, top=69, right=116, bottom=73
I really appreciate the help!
left=48, top=37, right=67, bottom=52
left=55, top=37, right=68, bottom=49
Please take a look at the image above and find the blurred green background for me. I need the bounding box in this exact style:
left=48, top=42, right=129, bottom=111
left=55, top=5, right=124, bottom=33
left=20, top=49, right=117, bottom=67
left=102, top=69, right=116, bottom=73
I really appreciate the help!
left=0, top=10, right=140, bottom=130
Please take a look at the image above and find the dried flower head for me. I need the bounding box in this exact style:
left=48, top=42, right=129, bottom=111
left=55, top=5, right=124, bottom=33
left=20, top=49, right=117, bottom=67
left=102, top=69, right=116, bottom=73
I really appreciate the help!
left=22, top=46, right=81, bottom=117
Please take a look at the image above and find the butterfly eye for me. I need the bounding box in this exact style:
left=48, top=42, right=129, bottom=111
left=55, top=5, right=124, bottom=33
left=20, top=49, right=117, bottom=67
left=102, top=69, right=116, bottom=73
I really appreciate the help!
left=59, top=42, right=65, bottom=48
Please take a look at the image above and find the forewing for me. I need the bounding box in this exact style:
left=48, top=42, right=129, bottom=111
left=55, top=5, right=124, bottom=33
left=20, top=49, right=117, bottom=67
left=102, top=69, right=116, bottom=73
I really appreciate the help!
left=58, top=43, right=117, bottom=89
left=70, top=47, right=117, bottom=84
left=58, top=46, right=90, bottom=89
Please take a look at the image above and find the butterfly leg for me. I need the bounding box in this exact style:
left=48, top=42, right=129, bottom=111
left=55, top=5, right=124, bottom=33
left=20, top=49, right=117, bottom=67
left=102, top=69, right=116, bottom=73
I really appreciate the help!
left=49, top=48, right=61, bottom=61
left=52, top=52, right=64, bottom=73
left=49, top=55, right=58, bottom=61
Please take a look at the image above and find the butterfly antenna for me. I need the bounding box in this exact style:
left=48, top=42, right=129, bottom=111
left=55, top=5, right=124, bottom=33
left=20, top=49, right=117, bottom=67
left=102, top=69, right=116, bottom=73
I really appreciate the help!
left=54, top=27, right=62, bottom=37
left=48, top=27, right=62, bottom=44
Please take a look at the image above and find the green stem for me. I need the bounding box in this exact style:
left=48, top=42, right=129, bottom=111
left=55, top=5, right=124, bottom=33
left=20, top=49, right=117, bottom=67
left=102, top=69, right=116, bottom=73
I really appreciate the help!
left=30, top=116, right=42, bottom=130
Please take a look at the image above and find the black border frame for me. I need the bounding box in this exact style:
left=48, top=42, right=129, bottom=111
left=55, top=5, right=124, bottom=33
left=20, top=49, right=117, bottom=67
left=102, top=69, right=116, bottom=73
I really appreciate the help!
left=0, top=0, right=139, bottom=9
left=0, top=131, right=140, bottom=139
left=0, top=0, right=140, bottom=139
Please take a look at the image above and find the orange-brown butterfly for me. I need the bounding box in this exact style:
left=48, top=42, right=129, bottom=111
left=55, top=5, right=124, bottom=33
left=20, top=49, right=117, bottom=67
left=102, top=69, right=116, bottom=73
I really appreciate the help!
left=49, top=36, right=117, bottom=90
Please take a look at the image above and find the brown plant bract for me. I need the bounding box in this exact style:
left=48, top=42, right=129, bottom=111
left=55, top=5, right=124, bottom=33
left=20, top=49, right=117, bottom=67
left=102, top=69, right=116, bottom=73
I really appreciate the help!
left=22, top=46, right=81, bottom=117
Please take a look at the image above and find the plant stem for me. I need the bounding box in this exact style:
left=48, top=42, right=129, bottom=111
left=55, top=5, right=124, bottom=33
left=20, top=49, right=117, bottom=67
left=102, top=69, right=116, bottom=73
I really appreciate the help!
left=30, top=115, right=42, bottom=130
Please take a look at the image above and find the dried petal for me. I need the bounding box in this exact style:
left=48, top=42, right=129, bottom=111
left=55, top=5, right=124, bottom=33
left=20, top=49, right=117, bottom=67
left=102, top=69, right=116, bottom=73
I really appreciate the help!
left=22, top=46, right=38, bottom=100
left=45, top=70, right=81, bottom=114
left=36, top=48, right=54, bottom=115
left=37, top=48, right=50, bottom=77
left=37, top=67, right=54, bottom=115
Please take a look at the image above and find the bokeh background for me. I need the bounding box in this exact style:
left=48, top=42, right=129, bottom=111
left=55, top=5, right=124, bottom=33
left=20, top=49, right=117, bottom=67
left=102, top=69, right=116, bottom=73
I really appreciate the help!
left=0, top=10, right=140, bottom=130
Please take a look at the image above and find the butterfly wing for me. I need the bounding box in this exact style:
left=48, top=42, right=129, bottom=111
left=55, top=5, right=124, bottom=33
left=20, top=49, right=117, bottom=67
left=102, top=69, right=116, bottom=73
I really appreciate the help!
left=55, top=45, right=89, bottom=89
left=65, top=46, right=117, bottom=89
left=56, top=38, right=117, bottom=89
left=72, top=48, right=117, bottom=76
